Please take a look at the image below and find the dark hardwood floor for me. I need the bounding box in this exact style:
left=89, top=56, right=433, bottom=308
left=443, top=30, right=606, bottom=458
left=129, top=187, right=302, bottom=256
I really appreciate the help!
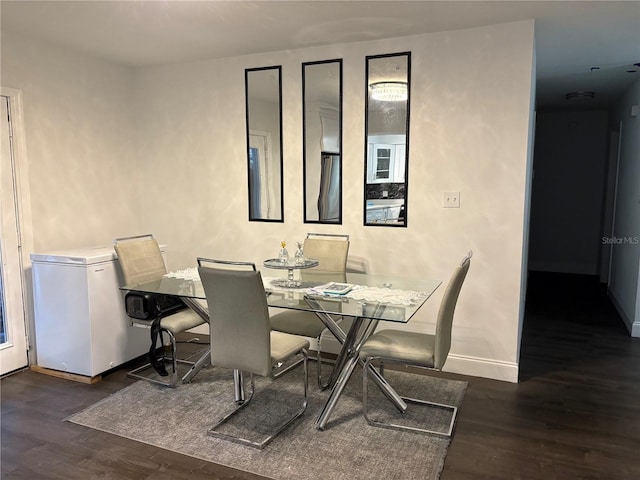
left=442, top=272, right=640, bottom=479
left=2, top=272, right=639, bottom=479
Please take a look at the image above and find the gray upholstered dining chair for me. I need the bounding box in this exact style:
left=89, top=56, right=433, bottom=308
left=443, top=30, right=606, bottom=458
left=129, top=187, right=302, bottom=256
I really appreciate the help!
left=270, top=232, right=349, bottom=388
left=359, top=251, right=472, bottom=438
left=115, top=234, right=206, bottom=387
left=198, top=257, right=309, bottom=449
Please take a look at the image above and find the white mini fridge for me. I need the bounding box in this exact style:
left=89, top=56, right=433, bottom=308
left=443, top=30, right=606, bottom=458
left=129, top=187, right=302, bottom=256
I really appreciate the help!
left=31, top=246, right=151, bottom=377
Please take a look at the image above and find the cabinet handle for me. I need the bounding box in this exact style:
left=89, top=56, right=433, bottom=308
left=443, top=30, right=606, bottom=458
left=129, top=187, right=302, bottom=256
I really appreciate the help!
left=94, top=268, right=105, bottom=273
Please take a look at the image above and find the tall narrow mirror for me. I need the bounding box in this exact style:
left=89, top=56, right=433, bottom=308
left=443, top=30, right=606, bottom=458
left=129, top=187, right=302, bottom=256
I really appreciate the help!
left=245, top=66, right=284, bottom=222
left=303, top=59, right=343, bottom=223
left=364, top=52, right=410, bottom=227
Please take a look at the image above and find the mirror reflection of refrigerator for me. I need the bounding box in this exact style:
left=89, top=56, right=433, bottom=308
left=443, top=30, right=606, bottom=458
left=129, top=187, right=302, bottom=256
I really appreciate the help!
left=318, top=153, right=340, bottom=222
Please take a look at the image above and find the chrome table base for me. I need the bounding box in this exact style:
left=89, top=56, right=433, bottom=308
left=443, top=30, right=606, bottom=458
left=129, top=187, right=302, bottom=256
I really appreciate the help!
left=304, top=297, right=408, bottom=430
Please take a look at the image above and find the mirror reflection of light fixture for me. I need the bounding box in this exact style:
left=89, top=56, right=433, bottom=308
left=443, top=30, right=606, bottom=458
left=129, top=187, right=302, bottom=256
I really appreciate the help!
left=370, top=81, right=408, bottom=101
left=365, top=52, right=410, bottom=228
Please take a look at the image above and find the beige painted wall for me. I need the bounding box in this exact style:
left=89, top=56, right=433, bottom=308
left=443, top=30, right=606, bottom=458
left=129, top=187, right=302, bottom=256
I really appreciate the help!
left=2, top=20, right=536, bottom=382
left=1, top=33, right=140, bottom=251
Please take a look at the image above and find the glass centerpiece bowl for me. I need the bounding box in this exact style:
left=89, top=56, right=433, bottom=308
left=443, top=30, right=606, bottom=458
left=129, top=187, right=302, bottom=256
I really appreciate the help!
left=263, top=257, right=319, bottom=288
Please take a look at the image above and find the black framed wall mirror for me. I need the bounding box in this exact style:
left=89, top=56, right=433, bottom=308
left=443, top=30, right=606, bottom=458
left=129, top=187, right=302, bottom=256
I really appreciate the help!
left=245, top=66, right=284, bottom=222
left=364, top=52, right=411, bottom=227
left=303, top=59, right=343, bottom=224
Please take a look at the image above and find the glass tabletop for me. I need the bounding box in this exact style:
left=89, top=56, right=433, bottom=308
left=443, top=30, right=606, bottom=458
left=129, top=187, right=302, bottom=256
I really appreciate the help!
left=121, top=270, right=441, bottom=324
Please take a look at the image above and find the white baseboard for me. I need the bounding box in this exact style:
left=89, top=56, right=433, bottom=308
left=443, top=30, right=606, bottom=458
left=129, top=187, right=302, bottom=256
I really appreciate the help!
left=442, top=354, right=519, bottom=383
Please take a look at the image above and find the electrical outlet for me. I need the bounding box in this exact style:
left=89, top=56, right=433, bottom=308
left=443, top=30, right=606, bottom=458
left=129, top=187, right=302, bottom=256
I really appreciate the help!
left=443, top=191, right=460, bottom=208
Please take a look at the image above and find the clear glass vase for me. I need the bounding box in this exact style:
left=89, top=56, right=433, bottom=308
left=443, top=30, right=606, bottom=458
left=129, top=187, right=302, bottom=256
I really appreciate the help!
left=278, top=242, right=289, bottom=263
left=294, top=242, right=305, bottom=265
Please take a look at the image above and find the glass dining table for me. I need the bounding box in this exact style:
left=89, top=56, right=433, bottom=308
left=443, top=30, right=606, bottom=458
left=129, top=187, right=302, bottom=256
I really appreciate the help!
left=121, top=267, right=441, bottom=430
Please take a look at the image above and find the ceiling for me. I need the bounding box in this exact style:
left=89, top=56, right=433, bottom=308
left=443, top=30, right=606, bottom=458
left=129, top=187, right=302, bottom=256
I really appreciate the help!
left=1, top=1, right=639, bottom=109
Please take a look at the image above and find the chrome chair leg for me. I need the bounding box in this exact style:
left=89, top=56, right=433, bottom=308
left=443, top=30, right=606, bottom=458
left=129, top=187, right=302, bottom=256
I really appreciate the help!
left=127, top=329, right=198, bottom=388
left=362, top=356, right=458, bottom=438
left=208, top=351, right=309, bottom=449
left=315, top=345, right=329, bottom=389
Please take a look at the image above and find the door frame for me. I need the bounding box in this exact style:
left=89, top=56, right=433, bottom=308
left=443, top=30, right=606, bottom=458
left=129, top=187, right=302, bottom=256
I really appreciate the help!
left=1, top=87, right=34, bottom=373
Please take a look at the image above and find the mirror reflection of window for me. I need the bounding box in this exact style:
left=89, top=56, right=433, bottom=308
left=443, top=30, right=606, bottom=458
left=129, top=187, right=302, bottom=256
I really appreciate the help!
left=248, top=133, right=272, bottom=219
left=248, top=147, right=261, bottom=218
left=303, top=59, right=343, bottom=224
left=364, top=52, right=411, bottom=227
left=245, top=66, right=283, bottom=222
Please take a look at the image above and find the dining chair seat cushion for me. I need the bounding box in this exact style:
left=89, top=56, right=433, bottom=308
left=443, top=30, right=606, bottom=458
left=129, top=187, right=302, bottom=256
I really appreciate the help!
left=270, top=331, right=310, bottom=365
left=159, top=309, right=204, bottom=334
left=359, top=329, right=436, bottom=367
left=270, top=311, right=327, bottom=338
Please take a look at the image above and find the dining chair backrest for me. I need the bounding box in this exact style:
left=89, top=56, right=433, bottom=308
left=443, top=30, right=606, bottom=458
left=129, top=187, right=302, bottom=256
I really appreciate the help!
left=114, top=234, right=167, bottom=286
left=304, top=233, right=349, bottom=274
left=433, top=251, right=472, bottom=370
left=197, top=259, right=272, bottom=377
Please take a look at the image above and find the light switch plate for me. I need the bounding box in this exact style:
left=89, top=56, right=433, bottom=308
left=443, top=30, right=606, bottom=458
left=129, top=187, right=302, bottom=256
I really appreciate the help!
left=443, top=191, right=460, bottom=208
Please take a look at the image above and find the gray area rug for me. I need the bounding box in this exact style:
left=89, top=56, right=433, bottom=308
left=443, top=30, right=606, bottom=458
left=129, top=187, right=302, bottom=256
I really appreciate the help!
left=66, top=363, right=467, bottom=480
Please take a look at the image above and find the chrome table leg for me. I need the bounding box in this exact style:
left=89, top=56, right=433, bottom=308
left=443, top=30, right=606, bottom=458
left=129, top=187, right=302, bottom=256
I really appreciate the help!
left=315, top=353, right=359, bottom=430
left=181, top=347, right=211, bottom=383
left=310, top=302, right=408, bottom=430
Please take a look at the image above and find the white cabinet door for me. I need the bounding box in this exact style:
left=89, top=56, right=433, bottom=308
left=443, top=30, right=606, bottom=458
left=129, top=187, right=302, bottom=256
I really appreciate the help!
left=370, top=144, right=393, bottom=182
left=393, top=144, right=406, bottom=182
left=367, top=143, right=405, bottom=183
